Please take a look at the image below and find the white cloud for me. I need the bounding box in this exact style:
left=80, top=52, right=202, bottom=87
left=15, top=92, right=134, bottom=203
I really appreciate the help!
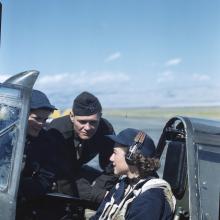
left=34, top=71, right=130, bottom=109
left=1, top=70, right=219, bottom=109
left=157, top=70, right=174, bottom=83
left=36, top=71, right=129, bottom=88
left=192, top=73, right=210, bottom=81
left=165, top=58, right=182, bottom=66
left=0, top=74, right=10, bottom=82
left=105, top=52, right=121, bottom=62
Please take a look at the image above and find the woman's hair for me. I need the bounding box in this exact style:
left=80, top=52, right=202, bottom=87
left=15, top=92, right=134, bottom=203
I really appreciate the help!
left=127, top=150, right=161, bottom=178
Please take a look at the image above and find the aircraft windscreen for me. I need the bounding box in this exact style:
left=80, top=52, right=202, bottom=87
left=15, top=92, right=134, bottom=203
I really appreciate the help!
left=0, top=86, right=21, bottom=99
left=0, top=104, right=20, bottom=191
left=197, top=143, right=220, bottom=219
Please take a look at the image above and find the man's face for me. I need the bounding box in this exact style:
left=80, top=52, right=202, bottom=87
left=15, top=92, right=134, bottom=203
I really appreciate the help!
left=110, top=145, right=129, bottom=176
left=27, top=109, right=51, bottom=137
left=70, top=112, right=101, bottom=140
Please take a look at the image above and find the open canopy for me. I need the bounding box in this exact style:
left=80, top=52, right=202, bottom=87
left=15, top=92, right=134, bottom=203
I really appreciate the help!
left=0, top=70, right=39, bottom=220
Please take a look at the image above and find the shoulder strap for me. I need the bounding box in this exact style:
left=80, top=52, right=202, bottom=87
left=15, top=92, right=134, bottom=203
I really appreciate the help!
left=138, top=178, right=176, bottom=212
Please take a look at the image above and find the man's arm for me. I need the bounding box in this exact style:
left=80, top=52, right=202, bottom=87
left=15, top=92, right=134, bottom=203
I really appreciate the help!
left=19, top=167, right=56, bottom=200
left=19, top=130, right=61, bottom=200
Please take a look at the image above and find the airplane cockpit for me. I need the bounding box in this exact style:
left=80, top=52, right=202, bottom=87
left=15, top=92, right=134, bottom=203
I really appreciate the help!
left=156, top=116, right=220, bottom=220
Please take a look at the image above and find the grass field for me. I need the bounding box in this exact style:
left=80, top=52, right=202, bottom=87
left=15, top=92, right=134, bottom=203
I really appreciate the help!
left=51, top=106, right=220, bottom=120
left=102, top=106, right=220, bottom=120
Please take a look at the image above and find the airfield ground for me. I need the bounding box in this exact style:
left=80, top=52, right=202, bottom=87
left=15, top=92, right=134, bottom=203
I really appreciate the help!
left=51, top=106, right=220, bottom=120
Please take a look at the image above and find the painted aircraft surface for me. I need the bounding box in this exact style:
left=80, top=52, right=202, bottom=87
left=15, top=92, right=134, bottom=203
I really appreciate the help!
left=0, top=71, right=220, bottom=220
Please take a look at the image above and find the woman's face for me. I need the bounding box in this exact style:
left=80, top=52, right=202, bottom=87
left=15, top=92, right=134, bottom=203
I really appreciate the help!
left=110, top=145, right=129, bottom=176
left=27, top=109, right=51, bottom=137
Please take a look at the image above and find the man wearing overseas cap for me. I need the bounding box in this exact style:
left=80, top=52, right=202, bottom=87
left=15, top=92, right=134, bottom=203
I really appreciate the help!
left=16, top=90, right=62, bottom=219
left=90, top=128, right=176, bottom=220
left=48, top=91, right=117, bottom=208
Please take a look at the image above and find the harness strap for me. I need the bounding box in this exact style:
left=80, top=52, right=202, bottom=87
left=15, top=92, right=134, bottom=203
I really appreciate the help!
left=140, top=178, right=176, bottom=212
left=99, top=178, right=176, bottom=220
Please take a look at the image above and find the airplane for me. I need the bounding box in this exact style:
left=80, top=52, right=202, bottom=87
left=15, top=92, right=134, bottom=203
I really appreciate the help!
left=156, top=116, right=220, bottom=219
left=0, top=71, right=219, bottom=220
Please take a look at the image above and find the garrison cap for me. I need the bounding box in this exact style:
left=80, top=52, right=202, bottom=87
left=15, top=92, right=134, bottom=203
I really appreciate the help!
left=107, top=128, right=156, bottom=157
left=73, top=91, right=102, bottom=116
left=30, top=89, right=57, bottom=111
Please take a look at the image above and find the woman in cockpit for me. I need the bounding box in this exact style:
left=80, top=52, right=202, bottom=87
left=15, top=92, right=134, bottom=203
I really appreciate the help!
left=90, top=128, right=176, bottom=220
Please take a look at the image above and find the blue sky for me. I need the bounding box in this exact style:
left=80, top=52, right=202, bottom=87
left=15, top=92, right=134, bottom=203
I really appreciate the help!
left=0, top=0, right=220, bottom=109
